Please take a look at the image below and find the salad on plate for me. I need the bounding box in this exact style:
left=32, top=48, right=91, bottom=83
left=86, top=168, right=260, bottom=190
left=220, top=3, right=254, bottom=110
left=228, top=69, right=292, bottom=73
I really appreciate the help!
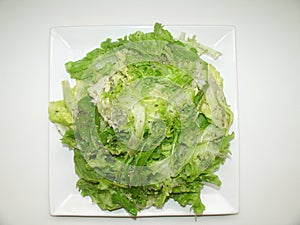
left=48, top=23, right=234, bottom=216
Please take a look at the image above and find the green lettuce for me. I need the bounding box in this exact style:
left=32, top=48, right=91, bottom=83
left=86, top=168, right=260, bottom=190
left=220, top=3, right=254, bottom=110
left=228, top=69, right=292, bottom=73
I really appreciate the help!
left=49, top=23, right=234, bottom=217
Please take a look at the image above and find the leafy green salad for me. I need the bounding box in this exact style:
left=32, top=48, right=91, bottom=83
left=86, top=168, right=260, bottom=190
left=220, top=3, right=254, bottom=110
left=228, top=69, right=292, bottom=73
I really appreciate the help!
left=48, top=23, right=234, bottom=216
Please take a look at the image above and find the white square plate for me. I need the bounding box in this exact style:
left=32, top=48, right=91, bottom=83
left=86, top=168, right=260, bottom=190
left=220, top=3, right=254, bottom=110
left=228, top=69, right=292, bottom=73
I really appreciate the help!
left=49, top=25, right=239, bottom=217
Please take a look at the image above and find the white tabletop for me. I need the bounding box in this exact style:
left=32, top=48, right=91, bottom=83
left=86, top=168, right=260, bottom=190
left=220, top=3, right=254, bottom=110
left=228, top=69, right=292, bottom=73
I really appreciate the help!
left=0, top=0, right=300, bottom=225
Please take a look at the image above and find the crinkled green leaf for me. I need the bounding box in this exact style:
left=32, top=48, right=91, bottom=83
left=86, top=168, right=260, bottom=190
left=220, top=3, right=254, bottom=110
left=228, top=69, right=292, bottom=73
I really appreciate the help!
left=48, top=100, right=73, bottom=126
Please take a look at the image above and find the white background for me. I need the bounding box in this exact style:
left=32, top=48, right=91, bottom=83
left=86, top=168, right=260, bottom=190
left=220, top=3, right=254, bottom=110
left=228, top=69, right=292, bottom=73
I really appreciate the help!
left=0, top=0, right=299, bottom=225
